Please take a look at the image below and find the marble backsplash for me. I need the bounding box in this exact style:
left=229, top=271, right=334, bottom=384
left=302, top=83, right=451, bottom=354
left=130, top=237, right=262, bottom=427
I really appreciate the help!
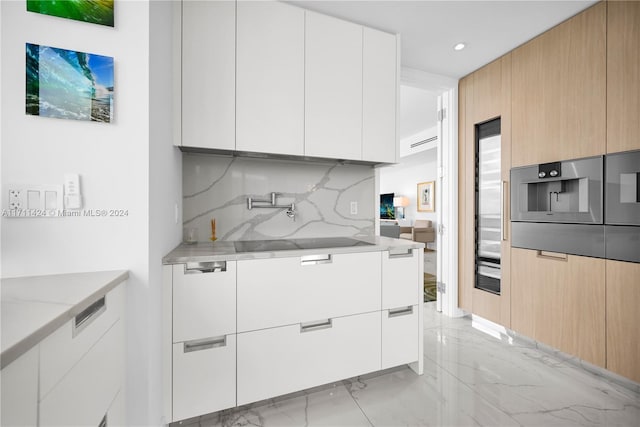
left=182, top=153, right=375, bottom=242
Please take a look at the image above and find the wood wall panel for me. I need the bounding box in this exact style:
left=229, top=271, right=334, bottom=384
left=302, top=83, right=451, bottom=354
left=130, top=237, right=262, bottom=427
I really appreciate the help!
left=512, top=2, right=606, bottom=166
left=606, top=260, right=640, bottom=383
left=607, top=0, right=640, bottom=153
left=511, top=248, right=605, bottom=367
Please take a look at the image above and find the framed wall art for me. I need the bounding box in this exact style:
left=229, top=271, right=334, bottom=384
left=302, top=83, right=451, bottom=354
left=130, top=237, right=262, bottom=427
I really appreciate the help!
left=26, top=0, right=114, bottom=27
left=417, top=181, right=435, bottom=212
left=26, top=43, right=114, bottom=123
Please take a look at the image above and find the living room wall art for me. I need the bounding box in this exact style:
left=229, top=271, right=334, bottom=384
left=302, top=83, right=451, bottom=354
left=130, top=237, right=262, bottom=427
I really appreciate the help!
left=26, top=43, right=114, bottom=123
left=26, top=0, right=114, bottom=27
left=417, top=181, right=435, bottom=212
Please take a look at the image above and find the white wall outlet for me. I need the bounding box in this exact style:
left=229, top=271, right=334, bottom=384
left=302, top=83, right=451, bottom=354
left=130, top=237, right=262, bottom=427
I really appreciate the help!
left=8, top=189, right=25, bottom=210
left=350, top=201, right=358, bottom=215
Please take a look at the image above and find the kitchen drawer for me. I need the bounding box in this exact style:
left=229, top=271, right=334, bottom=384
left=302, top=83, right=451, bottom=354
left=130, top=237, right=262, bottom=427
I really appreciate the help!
left=172, top=334, right=236, bottom=421
left=173, top=261, right=236, bottom=342
left=381, top=305, right=420, bottom=369
left=40, top=318, right=123, bottom=426
left=40, top=283, right=124, bottom=399
left=237, top=311, right=381, bottom=405
left=237, top=252, right=381, bottom=332
left=382, top=249, right=421, bottom=309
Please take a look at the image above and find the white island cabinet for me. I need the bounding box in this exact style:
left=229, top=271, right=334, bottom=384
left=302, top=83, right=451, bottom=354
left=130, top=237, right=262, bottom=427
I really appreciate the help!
left=162, top=239, right=424, bottom=424
left=1, top=271, right=127, bottom=427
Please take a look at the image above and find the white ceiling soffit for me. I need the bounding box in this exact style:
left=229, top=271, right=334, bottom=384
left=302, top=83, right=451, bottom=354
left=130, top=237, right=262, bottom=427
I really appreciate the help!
left=287, top=0, right=598, bottom=79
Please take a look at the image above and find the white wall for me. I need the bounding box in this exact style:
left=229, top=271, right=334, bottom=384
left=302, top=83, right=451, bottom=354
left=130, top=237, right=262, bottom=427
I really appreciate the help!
left=149, top=1, right=182, bottom=424
left=379, top=148, right=438, bottom=233
left=0, top=2, right=170, bottom=425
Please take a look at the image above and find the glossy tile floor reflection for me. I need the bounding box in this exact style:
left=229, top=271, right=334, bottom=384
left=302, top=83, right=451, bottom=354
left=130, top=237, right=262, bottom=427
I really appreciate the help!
left=178, top=303, right=640, bottom=427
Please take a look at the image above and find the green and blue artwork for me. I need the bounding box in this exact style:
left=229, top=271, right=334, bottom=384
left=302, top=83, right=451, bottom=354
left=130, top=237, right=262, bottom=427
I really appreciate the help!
left=27, top=0, right=114, bottom=27
left=26, top=43, right=114, bottom=123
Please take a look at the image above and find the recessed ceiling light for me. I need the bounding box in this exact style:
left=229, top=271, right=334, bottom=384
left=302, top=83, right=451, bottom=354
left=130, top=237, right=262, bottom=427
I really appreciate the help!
left=453, top=43, right=466, bottom=51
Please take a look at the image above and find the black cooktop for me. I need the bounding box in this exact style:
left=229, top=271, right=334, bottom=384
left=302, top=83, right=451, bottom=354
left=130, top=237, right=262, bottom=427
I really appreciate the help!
left=233, top=237, right=373, bottom=253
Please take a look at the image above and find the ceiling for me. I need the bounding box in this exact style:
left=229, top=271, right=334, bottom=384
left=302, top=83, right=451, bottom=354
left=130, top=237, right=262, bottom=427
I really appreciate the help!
left=287, top=0, right=597, bottom=79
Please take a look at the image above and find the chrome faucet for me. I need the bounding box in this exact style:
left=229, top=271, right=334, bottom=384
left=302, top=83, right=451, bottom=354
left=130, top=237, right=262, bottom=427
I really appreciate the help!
left=247, top=192, right=296, bottom=220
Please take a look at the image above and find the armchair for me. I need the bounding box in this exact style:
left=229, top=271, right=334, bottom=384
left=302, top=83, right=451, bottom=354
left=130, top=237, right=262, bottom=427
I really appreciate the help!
left=399, top=220, right=435, bottom=244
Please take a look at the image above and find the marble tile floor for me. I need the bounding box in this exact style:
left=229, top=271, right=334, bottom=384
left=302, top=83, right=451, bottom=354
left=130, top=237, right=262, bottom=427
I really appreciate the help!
left=176, top=303, right=640, bottom=427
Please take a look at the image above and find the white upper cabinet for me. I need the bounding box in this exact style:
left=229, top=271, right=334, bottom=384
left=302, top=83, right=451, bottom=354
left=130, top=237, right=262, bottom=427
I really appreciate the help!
left=304, top=11, right=363, bottom=160
left=236, top=1, right=304, bottom=156
left=363, top=28, right=398, bottom=163
left=182, top=0, right=235, bottom=150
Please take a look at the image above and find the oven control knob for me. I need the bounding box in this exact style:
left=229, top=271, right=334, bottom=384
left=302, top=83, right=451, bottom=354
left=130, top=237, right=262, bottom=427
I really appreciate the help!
left=538, top=171, right=546, bottom=178
left=549, top=170, right=559, bottom=177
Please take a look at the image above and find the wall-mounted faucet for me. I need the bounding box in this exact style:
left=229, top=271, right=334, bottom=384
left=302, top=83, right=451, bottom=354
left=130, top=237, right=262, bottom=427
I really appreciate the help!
left=247, top=192, right=296, bottom=220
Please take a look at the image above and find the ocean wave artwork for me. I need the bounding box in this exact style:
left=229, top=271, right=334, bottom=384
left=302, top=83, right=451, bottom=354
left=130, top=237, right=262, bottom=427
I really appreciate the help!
left=27, top=0, right=114, bottom=27
left=26, top=43, right=114, bottom=123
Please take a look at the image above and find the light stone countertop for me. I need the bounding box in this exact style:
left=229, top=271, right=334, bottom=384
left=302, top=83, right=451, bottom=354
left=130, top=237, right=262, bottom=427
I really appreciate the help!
left=163, top=235, right=424, bottom=264
left=1, top=270, right=128, bottom=369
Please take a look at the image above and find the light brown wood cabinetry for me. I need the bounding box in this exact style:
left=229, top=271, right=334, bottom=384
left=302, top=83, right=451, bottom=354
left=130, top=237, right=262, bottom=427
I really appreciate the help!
left=457, top=75, right=472, bottom=313
left=457, top=55, right=511, bottom=327
left=607, top=0, right=640, bottom=153
left=511, top=2, right=606, bottom=166
left=511, top=248, right=606, bottom=367
left=606, top=260, right=640, bottom=383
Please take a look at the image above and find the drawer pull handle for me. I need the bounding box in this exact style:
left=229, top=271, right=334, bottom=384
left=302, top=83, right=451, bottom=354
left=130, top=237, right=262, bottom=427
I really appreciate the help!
left=389, top=249, right=413, bottom=259
left=536, top=250, right=568, bottom=261
left=184, top=261, right=227, bottom=274
left=73, top=296, right=106, bottom=338
left=388, top=306, right=413, bottom=318
left=300, top=318, right=332, bottom=333
left=184, top=336, right=227, bottom=353
left=300, top=254, right=332, bottom=265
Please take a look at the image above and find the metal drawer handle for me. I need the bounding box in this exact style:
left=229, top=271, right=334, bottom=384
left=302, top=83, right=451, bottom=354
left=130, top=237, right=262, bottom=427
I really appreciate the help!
left=536, top=250, right=568, bottom=261
left=300, top=254, right=332, bottom=266
left=389, top=248, right=413, bottom=259
left=300, top=318, right=332, bottom=333
left=388, top=306, right=413, bottom=318
left=73, top=296, right=106, bottom=338
left=184, top=261, right=227, bottom=274
left=184, top=336, right=227, bottom=353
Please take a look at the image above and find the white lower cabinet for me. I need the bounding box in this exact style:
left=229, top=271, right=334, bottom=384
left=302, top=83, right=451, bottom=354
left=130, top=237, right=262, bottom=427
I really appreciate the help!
left=381, top=305, right=420, bottom=369
left=382, top=249, right=421, bottom=309
left=1, top=346, right=38, bottom=427
left=39, top=319, right=123, bottom=426
left=172, top=334, right=236, bottom=421
left=237, top=311, right=381, bottom=405
left=237, top=252, right=381, bottom=332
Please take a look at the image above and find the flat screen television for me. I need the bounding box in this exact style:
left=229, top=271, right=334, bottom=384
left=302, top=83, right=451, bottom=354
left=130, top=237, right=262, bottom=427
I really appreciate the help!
left=380, top=193, right=395, bottom=219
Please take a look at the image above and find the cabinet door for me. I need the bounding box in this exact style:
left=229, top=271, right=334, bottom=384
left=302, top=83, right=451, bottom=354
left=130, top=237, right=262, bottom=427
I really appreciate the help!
left=172, top=262, right=236, bottom=343
left=607, top=1, right=640, bottom=153
left=237, top=252, right=381, bottom=332
left=382, top=305, right=419, bottom=369
left=172, top=335, right=236, bottom=421
left=305, top=11, right=363, bottom=160
left=362, top=27, right=397, bottom=163
left=382, top=248, right=420, bottom=309
left=182, top=0, right=235, bottom=150
left=606, top=260, right=640, bottom=383
left=511, top=2, right=606, bottom=166
left=0, top=346, right=38, bottom=427
left=511, top=248, right=605, bottom=367
left=237, top=311, right=380, bottom=405
left=236, top=1, right=304, bottom=155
